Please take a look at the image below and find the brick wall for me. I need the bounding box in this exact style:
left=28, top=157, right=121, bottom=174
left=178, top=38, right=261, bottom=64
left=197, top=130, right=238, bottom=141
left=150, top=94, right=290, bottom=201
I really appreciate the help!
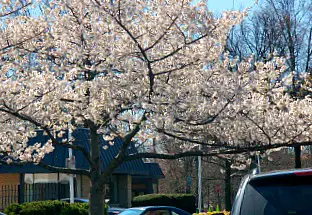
left=0, top=174, right=20, bottom=211
left=0, top=174, right=20, bottom=186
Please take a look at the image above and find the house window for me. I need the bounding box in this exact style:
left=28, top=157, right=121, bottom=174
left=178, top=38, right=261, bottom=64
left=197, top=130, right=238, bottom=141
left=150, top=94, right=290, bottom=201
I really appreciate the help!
left=24, top=173, right=71, bottom=184
left=23, top=173, right=73, bottom=201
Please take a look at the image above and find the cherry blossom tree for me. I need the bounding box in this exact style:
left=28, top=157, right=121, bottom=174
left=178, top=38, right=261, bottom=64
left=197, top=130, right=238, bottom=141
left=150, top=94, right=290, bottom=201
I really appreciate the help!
left=226, top=0, right=312, bottom=168
left=1, top=0, right=312, bottom=214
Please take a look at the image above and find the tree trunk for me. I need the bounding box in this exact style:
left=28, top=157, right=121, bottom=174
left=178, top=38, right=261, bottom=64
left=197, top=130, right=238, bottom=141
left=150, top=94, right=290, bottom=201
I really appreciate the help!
left=89, top=123, right=104, bottom=215
left=249, top=155, right=257, bottom=171
left=294, top=146, right=301, bottom=168
left=225, top=160, right=232, bottom=211
left=90, top=183, right=104, bottom=215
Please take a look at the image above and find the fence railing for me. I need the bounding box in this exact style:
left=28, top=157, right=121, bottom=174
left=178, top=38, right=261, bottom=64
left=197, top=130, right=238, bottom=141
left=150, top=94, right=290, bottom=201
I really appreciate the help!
left=0, top=183, right=71, bottom=211
left=0, top=185, right=18, bottom=211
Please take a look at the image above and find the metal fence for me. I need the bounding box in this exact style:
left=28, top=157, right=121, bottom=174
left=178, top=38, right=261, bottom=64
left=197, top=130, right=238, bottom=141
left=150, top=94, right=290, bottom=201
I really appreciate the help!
left=0, top=185, right=18, bottom=211
left=0, top=183, right=71, bottom=211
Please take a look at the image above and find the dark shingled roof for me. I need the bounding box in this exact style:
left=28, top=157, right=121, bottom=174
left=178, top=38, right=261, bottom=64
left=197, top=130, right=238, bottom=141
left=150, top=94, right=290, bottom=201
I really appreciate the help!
left=0, top=128, right=163, bottom=178
left=145, top=163, right=165, bottom=179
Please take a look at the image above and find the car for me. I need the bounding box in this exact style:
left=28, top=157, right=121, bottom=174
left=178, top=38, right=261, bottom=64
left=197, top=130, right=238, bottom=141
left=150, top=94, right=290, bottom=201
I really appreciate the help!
left=231, top=168, right=312, bottom=215
left=109, top=207, right=126, bottom=215
left=60, top=198, right=125, bottom=215
left=118, top=206, right=191, bottom=215
left=60, top=198, right=89, bottom=203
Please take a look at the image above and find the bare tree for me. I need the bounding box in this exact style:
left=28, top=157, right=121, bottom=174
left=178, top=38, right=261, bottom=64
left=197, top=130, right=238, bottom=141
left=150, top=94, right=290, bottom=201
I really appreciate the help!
left=227, top=0, right=312, bottom=168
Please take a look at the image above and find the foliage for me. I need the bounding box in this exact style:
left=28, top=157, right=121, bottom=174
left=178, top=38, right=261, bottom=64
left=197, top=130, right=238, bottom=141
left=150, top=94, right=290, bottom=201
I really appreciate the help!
left=132, top=194, right=196, bottom=213
left=4, top=201, right=87, bottom=215
left=215, top=205, right=220, bottom=212
left=5, top=203, right=22, bottom=215
left=60, top=203, right=89, bottom=215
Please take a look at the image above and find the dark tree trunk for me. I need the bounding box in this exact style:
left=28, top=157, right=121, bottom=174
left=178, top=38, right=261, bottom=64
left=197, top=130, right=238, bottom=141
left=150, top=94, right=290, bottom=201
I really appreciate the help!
left=294, top=146, right=301, bottom=168
left=225, top=160, right=232, bottom=211
left=89, top=123, right=104, bottom=215
left=249, top=155, right=257, bottom=171
left=90, top=183, right=104, bottom=215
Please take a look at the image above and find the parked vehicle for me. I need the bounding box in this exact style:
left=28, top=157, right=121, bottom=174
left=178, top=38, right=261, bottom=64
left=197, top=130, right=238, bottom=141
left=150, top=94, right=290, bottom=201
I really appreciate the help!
left=60, top=198, right=125, bottom=215
left=231, top=168, right=312, bottom=215
left=118, top=206, right=191, bottom=215
left=109, top=207, right=126, bottom=215
left=60, top=198, right=89, bottom=203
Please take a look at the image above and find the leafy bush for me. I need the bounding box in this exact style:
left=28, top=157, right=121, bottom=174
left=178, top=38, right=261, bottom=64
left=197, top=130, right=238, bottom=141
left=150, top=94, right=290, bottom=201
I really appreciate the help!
left=132, top=194, right=196, bottom=213
left=4, top=200, right=88, bottom=215
left=5, top=203, right=22, bottom=215
left=19, top=201, right=67, bottom=215
left=60, top=203, right=88, bottom=215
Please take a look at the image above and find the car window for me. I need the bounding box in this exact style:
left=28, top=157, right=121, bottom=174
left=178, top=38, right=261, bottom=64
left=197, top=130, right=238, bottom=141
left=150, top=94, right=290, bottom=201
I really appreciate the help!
left=240, top=175, right=312, bottom=215
left=171, top=208, right=190, bottom=215
left=145, top=209, right=170, bottom=215
left=231, top=175, right=249, bottom=215
left=171, top=211, right=180, bottom=215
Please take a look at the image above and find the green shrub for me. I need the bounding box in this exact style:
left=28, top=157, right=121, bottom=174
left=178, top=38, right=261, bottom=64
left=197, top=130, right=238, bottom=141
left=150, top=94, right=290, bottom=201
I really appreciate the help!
left=60, top=203, right=88, bottom=215
left=4, top=203, right=22, bottom=215
left=26, top=201, right=63, bottom=215
left=132, top=194, right=196, bottom=213
left=5, top=200, right=88, bottom=215
left=19, top=201, right=67, bottom=215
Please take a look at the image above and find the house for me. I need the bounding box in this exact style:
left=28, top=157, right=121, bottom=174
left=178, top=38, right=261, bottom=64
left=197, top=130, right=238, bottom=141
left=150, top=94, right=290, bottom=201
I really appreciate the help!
left=0, top=129, right=164, bottom=211
left=132, top=163, right=164, bottom=197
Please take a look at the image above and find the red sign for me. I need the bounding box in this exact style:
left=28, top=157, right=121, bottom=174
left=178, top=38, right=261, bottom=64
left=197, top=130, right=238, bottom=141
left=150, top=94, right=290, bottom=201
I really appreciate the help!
left=216, top=185, right=220, bottom=193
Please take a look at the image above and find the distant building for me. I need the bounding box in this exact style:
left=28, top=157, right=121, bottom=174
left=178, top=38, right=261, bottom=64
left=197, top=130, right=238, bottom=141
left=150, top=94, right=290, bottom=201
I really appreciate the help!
left=0, top=129, right=164, bottom=210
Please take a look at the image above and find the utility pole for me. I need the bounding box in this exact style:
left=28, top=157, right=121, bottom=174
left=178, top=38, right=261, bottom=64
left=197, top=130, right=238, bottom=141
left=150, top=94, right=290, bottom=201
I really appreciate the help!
left=257, top=153, right=261, bottom=173
left=198, top=144, right=202, bottom=212
left=152, top=138, right=156, bottom=162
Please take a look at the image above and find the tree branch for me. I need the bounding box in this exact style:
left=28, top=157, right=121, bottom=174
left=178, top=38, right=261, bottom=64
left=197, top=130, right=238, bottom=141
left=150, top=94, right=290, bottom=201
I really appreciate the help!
left=125, top=141, right=312, bottom=161
left=96, top=113, right=147, bottom=188
left=240, top=111, right=272, bottom=145
left=0, top=159, right=90, bottom=176
left=0, top=29, right=45, bottom=53
left=38, top=162, right=90, bottom=176
left=158, top=128, right=235, bottom=149
left=150, top=33, right=209, bottom=64
left=0, top=106, right=94, bottom=166
left=175, top=94, right=235, bottom=126
left=0, top=2, right=31, bottom=18
left=144, top=15, right=179, bottom=52
left=154, top=60, right=199, bottom=76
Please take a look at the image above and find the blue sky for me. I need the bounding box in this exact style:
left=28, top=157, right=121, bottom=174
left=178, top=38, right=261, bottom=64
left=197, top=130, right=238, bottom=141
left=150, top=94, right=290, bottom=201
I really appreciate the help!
left=199, top=0, right=260, bottom=13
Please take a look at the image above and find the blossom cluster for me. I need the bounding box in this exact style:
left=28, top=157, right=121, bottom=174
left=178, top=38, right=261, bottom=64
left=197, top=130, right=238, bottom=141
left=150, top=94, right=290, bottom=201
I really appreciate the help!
left=0, top=0, right=310, bottom=164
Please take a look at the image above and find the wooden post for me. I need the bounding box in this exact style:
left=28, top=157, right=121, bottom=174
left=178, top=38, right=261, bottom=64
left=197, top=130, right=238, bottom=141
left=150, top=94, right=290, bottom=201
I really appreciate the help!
left=295, top=146, right=301, bottom=168
left=57, top=173, right=60, bottom=200
left=225, top=160, right=232, bottom=211
left=19, top=174, right=25, bottom=204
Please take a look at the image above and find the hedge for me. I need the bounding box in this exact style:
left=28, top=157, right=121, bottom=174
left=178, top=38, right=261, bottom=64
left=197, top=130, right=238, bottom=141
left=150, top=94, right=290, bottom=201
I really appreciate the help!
left=4, top=201, right=88, bottom=215
left=60, top=203, right=89, bottom=215
left=132, top=194, right=196, bottom=213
